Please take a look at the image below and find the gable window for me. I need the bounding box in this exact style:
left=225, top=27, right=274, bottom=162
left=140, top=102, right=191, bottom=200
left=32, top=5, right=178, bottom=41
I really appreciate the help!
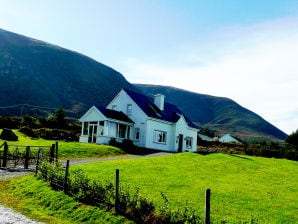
left=153, top=130, right=167, bottom=144
left=127, top=104, right=132, bottom=116
left=135, top=128, right=140, bottom=140
left=112, top=105, right=117, bottom=111
left=186, top=137, right=193, bottom=149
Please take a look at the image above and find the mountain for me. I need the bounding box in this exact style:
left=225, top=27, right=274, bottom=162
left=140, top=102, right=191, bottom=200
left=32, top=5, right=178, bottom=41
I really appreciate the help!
left=0, top=29, right=286, bottom=141
left=0, top=28, right=135, bottom=114
left=135, top=84, right=287, bottom=141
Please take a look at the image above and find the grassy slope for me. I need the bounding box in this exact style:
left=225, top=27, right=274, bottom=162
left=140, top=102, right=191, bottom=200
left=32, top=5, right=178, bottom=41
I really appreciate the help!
left=0, top=176, right=132, bottom=224
left=0, top=130, right=126, bottom=158
left=72, top=153, right=298, bottom=223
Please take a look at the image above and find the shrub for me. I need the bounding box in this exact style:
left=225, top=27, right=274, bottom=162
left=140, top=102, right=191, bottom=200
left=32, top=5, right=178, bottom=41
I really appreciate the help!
left=0, top=116, right=21, bottom=129
left=19, top=126, right=38, bottom=138
left=0, top=128, right=18, bottom=141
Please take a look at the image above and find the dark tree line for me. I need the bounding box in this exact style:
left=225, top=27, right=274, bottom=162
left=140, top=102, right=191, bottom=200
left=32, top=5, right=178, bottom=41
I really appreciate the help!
left=286, top=129, right=298, bottom=147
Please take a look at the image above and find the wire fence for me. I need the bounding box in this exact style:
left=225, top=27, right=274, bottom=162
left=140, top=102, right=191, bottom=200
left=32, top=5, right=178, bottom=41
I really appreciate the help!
left=0, top=142, right=57, bottom=170
left=35, top=159, right=208, bottom=224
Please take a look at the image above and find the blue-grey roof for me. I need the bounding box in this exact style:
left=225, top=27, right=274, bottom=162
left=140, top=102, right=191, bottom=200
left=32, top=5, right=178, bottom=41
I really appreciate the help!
left=98, top=106, right=134, bottom=124
left=124, top=89, right=198, bottom=129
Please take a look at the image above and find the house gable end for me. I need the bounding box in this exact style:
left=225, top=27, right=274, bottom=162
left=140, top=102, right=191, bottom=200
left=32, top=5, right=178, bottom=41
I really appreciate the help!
left=79, top=106, right=106, bottom=122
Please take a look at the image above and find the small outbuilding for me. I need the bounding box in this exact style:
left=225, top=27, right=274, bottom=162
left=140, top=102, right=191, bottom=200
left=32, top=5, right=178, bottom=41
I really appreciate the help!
left=219, top=134, right=242, bottom=143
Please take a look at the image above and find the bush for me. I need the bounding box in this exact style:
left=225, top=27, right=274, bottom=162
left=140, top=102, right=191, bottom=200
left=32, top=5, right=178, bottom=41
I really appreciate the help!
left=0, top=128, right=18, bottom=141
left=0, top=116, right=21, bottom=129
left=19, top=126, right=38, bottom=138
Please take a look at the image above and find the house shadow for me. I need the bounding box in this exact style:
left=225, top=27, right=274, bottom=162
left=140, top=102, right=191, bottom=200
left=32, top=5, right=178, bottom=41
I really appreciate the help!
left=226, top=153, right=253, bottom=161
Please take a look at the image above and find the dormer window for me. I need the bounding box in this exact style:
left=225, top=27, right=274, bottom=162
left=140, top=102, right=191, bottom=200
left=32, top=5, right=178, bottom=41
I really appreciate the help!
left=127, top=104, right=132, bottom=116
left=112, top=105, right=117, bottom=111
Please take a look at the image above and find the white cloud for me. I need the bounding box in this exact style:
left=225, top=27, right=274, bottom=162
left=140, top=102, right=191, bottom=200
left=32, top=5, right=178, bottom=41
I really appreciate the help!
left=121, top=16, right=298, bottom=134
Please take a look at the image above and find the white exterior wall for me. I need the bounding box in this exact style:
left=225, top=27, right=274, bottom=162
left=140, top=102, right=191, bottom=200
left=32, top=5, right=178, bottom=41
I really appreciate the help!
left=79, top=107, right=105, bottom=143
left=174, top=116, right=198, bottom=152
left=145, top=118, right=175, bottom=151
left=107, top=89, right=148, bottom=147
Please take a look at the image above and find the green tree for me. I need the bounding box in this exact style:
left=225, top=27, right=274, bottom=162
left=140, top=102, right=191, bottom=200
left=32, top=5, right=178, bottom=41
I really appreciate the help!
left=55, top=108, right=67, bottom=129
left=285, top=129, right=298, bottom=146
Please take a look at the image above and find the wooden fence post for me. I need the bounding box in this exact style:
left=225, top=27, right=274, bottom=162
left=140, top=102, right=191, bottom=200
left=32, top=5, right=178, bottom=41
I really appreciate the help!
left=35, top=148, right=42, bottom=175
left=2, top=142, right=8, bottom=168
left=55, top=141, right=58, bottom=161
left=115, top=169, right=120, bottom=213
left=64, top=160, right=70, bottom=193
left=24, top=146, right=30, bottom=169
left=49, top=144, right=55, bottom=163
left=205, top=188, right=211, bottom=224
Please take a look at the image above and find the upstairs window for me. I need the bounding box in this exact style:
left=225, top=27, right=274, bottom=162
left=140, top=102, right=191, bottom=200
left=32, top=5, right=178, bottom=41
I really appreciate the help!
left=127, top=104, right=132, bottom=116
left=112, top=105, right=117, bottom=110
left=153, top=130, right=167, bottom=144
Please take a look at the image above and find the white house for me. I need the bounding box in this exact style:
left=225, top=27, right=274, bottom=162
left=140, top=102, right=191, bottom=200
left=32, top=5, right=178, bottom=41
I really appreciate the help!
left=79, top=88, right=199, bottom=152
left=219, top=134, right=242, bottom=143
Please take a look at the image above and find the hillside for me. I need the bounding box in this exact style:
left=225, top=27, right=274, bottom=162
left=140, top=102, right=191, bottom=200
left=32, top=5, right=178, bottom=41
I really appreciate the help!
left=136, top=84, right=287, bottom=141
left=0, top=28, right=287, bottom=141
left=0, top=29, right=135, bottom=114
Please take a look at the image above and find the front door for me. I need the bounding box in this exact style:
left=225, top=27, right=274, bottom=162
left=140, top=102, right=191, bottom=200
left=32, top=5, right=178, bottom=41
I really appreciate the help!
left=88, top=123, right=98, bottom=143
left=178, top=134, right=183, bottom=152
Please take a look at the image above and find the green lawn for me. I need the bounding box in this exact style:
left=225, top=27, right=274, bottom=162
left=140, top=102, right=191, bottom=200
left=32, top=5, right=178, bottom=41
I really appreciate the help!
left=0, top=176, right=132, bottom=224
left=72, top=153, right=298, bottom=223
left=0, top=130, right=126, bottom=158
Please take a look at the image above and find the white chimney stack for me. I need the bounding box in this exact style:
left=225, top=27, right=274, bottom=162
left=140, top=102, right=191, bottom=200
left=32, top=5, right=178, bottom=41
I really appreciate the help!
left=154, top=94, right=165, bottom=111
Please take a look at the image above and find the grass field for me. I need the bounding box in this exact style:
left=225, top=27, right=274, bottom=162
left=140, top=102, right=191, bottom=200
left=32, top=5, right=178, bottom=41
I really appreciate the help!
left=72, top=153, right=298, bottom=223
left=0, top=130, right=126, bottom=158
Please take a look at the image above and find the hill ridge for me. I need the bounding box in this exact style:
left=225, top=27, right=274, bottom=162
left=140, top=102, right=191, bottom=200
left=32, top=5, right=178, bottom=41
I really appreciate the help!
left=0, top=28, right=286, bottom=141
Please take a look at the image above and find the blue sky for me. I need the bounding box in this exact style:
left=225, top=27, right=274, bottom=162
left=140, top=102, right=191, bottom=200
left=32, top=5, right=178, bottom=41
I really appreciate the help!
left=0, top=0, right=297, bottom=134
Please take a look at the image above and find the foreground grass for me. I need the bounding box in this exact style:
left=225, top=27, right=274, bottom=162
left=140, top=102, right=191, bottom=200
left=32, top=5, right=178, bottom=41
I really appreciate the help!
left=0, top=130, right=126, bottom=158
left=72, top=153, right=298, bottom=223
left=0, top=175, right=132, bottom=224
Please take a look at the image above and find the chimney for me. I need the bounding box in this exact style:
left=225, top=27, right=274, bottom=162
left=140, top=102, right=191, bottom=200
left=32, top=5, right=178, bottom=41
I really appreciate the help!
left=154, top=94, right=165, bottom=111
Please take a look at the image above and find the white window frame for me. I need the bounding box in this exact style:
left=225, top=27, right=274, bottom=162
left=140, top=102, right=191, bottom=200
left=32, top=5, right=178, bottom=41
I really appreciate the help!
left=126, top=104, right=132, bottom=116
left=153, top=130, right=167, bottom=144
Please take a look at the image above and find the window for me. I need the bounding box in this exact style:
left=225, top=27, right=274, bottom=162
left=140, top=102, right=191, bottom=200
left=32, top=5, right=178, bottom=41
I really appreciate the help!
left=135, top=128, right=140, bottom=140
left=153, top=130, right=167, bottom=144
left=112, top=105, right=117, bottom=110
left=99, top=121, right=104, bottom=135
left=127, top=104, right=132, bottom=115
left=83, top=122, right=88, bottom=135
left=186, top=137, right=193, bottom=148
left=109, top=122, right=117, bottom=137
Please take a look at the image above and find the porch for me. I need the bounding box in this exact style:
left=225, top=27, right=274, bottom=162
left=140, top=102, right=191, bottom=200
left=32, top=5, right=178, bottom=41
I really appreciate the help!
left=79, top=120, right=133, bottom=144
